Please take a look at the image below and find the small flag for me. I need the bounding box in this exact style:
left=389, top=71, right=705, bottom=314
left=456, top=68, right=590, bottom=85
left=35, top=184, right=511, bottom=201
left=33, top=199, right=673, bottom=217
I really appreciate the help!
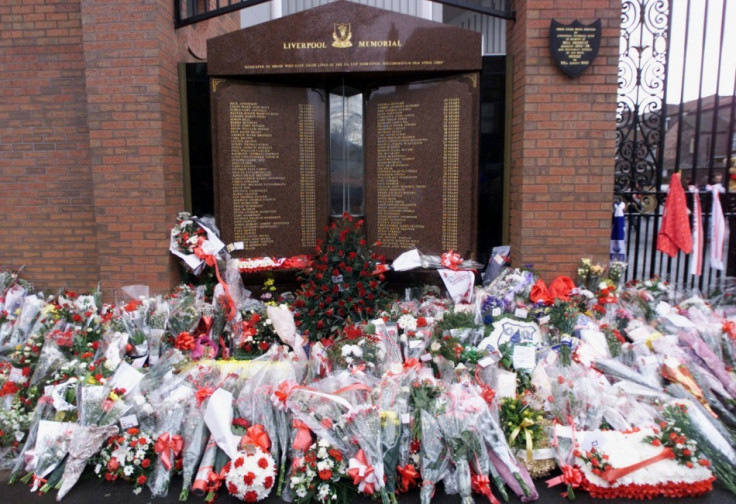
left=610, top=201, right=626, bottom=261
left=710, top=185, right=726, bottom=271
left=689, top=187, right=703, bottom=276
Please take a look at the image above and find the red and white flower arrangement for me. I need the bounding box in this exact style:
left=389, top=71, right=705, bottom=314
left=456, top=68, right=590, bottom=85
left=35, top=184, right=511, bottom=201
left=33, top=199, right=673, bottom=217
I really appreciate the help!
left=224, top=446, right=276, bottom=502
left=95, top=427, right=156, bottom=495
left=289, top=438, right=350, bottom=504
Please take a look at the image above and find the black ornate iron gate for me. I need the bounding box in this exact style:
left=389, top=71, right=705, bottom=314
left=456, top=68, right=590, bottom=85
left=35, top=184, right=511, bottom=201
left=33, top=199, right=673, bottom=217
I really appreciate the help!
left=615, top=0, right=736, bottom=293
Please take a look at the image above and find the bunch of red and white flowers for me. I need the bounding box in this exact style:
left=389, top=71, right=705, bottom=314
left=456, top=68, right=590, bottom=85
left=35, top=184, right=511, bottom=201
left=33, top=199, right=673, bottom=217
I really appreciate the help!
left=289, top=438, right=350, bottom=504
left=95, top=427, right=156, bottom=495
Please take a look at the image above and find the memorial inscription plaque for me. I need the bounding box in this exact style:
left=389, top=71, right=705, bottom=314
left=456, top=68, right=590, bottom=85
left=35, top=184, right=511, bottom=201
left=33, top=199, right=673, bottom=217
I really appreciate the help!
left=365, top=75, right=478, bottom=259
left=208, top=1, right=481, bottom=263
left=212, top=81, right=328, bottom=257
left=549, top=19, right=601, bottom=77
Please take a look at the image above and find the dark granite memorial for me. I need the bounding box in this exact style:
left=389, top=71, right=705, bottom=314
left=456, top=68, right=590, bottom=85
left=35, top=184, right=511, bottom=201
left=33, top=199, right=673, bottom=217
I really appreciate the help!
left=211, top=81, right=328, bottom=257
left=208, top=1, right=482, bottom=261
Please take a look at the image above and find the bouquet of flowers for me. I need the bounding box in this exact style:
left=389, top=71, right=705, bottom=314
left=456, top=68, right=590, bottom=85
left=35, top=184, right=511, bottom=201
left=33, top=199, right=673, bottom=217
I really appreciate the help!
left=293, top=214, right=389, bottom=342
left=288, top=438, right=354, bottom=504
left=95, top=426, right=156, bottom=495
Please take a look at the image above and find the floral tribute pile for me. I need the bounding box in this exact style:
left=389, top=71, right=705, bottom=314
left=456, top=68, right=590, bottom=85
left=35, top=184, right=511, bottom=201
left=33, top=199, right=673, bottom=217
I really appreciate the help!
left=0, top=215, right=735, bottom=503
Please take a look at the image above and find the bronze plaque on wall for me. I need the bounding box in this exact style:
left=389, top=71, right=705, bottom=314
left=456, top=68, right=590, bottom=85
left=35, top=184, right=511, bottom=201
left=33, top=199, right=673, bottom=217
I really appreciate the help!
left=364, top=74, right=479, bottom=260
left=211, top=80, right=328, bottom=257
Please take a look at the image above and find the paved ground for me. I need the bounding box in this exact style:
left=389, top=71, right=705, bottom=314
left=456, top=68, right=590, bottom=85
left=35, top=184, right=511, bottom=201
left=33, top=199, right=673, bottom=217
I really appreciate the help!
left=1, top=470, right=734, bottom=504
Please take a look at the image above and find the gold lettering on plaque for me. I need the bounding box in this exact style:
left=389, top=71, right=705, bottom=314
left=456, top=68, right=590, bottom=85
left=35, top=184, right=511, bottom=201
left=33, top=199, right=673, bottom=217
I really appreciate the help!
left=298, top=103, right=316, bottom=247
left=376, top=101, right=428, bottom=249
left=442, top=98, right=460, bottom=251
left=332, top=23, right=352, bottom=48
left=229, top=102, right=290, bottom=251
left=357, top=40, right=402, bottom=48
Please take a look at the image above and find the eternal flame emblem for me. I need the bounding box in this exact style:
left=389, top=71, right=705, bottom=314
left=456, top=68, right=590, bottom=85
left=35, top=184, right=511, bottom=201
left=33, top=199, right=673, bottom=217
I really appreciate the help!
left=332, top=23, right=352, bottom=48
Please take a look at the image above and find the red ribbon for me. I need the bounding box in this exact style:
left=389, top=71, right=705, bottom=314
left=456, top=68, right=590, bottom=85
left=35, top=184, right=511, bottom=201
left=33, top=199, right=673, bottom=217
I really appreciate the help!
left=241, top=424, right=271, bottom=452
left=471, top=473, right=501, bottom=504
left=347, top=449, right=378, bottom=495
left=546, top=465, right=583, bottom=498
left=292, top=419, right=313, bottom=451
left=154, top=432, right=184, bottom=471
left=441, top=250, right=463, bottom=270
left=193, top=236, right=236, bottom=321
left=396, top=464, right=420, bottom=493
left=599, top=447, right=674, bottom=484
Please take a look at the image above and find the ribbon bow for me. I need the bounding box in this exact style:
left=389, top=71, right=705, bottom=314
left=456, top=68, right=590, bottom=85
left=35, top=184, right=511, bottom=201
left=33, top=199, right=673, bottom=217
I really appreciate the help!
left=509, top=417, right=535, bottom=462
left=193, top=236, right=236, bottom=321
left=271, top=380, right=296, bottom=411
left=546, top=464, right=583, bottom=499
left=292, top=419, right=313, bottom=451
left=206, top=466, right=228, bottom=494
left=441, top=250, right=463, bottom=270
left=347, top=449, right=379, bottom=495
left=396, top=464, right=420, bottom=493
left=471, top=473, right=501, bottom=504
left=241, top=424, right=271, bottom=452
left=154, top=432, right=184, bottom=471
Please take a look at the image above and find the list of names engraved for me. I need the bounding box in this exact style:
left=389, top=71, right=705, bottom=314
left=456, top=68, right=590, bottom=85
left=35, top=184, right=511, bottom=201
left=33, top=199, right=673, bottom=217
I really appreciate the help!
left=298, top=103, right=316, bottom=247
left=375, top=101, right=428, bottom=248
left=442, top=98, right=459, bottom=251
left=229, top=101, right=290, bottom=250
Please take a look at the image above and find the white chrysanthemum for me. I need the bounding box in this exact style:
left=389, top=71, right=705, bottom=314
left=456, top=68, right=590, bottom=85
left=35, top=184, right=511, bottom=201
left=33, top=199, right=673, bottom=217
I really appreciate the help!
left=295, top=487, right=308, bottom=498
left=397, top=314, right=417, bottom=332
left=317, top=483, right=331, bottom=501
left=317, top=447, right=328, bottom=459
left=123, top=465, right=134, bottom=477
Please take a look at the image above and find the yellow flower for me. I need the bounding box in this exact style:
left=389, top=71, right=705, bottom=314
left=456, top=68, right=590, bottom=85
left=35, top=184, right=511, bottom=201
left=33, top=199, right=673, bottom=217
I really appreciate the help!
left=380, top=410, right=399, bottom=427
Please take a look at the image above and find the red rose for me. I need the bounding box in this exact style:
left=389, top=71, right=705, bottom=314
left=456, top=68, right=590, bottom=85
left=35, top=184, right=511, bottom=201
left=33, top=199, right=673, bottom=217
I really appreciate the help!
left=258, top=457, right=269, bottom=469
left=318, top=469, right=332, bottom=480
left=245, top=491, right=259, bottom=502
left=107, top=458, right=120, bottom=472
left=264, top=476, right=274, bottom=489
left=328, top=448, right=342, bottom=461
left=72, top=313, right=83, bottom=322
left=141, top=458, right=151, bottom=468
left=243, top=471, right=256, bottom=485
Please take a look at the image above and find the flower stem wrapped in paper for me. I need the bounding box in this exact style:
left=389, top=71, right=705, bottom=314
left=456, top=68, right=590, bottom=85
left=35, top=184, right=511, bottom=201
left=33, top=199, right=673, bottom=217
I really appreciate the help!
left=146, top=378, right=193, bottom=497
left=418, top=409, right=450, bottom=504
left=343, top=404, right=390, bottom=504
left=236, top=349, right=303, bottom=497
left=27, top=420, right=76, bottom=493
left=56, top=424, right=119, bottom=501
left=437, top=408, right=486, bottom=504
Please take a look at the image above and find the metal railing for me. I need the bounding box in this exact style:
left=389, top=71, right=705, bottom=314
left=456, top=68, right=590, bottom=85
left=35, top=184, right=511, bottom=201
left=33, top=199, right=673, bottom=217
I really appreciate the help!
left=615, top=0, right=736, bottom=293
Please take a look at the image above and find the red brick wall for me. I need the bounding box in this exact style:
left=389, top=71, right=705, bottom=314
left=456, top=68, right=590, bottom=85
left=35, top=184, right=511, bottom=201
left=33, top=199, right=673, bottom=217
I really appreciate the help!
left=507, top=0, right=620, bottom=281
left=0, top=0, right=99, bottom=289
left=1, top=0, right=238, bottom=299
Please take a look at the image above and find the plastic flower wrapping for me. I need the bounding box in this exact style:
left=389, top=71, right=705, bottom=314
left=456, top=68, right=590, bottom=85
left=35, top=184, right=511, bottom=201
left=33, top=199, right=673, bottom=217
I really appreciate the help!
left=3, top=221, right=736, bottom=503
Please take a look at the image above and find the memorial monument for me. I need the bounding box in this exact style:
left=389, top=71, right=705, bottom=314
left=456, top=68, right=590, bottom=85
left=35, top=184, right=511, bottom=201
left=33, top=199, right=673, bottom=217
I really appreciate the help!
left=208, top=1, right=482, bottom=261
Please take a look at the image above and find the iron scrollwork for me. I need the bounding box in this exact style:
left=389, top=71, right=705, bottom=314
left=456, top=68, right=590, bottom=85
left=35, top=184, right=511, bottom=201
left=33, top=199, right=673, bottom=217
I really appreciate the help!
left=615, top=0, right=669, bottom=213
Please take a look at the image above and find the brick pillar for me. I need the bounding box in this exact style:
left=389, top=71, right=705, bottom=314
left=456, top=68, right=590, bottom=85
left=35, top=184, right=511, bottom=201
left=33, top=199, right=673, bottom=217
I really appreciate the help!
left=1, top=0, right=238, bottom=298
left=506, top=0, right=620, bottom=280
left=0, top=0, right=99, bottom=290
